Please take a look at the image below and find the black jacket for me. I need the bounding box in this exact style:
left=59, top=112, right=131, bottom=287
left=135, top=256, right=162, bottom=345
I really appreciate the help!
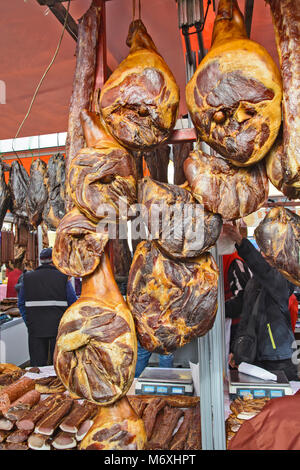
left=235, top=239, right=295, bottom=361
left=23, top=264, right=69, bottom=337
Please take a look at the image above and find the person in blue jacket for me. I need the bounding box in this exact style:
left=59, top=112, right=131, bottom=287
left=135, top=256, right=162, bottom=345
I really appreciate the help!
left=18, top=248, right=77, bottom=367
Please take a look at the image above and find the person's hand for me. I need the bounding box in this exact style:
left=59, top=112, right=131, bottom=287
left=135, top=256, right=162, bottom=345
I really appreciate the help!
left=228, top=353, right=238, bottom=369
left=222, top=224, right=243, bottom=246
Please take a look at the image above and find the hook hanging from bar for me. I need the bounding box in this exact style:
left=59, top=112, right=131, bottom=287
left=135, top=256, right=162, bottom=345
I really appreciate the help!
left=177, top=0, right=213, bottom=66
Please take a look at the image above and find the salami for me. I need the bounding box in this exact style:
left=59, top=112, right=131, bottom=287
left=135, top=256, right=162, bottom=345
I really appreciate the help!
left=0, top=377, right=35, bottom=412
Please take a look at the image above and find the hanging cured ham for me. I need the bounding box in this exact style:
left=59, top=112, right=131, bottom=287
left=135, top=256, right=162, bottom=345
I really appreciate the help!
left=265, top=129, right=299, bottom=200
left=54, top=250, right=137, bottom=405
left=254, top=207, right=300, bottom=287
left=186, top=0, right=282, bottom=167
left=53, top=207, right=109, bottom=278
left=127, top=241, right=219, bottom=354
left=26, top=159, right=48, bottom=229
left=43, top=153, right=66, bottom=230
left=0, top=163, right=11, bottom=231
left=79, top=397, right=146, bottom=450
left=68, top=110, right=136, bottom=223
left=265, top=0, right=300, bottom=196
left=99, top=19, right=180, bottom=150
left=138, top=177, right=222, bottom=259
left=184, top=148, right=268, bottom=221
left=8, top=161, right=30, bottom=221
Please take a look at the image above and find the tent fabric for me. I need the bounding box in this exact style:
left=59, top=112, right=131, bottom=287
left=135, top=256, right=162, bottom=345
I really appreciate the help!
left=0, top=0, right=278, bottom=141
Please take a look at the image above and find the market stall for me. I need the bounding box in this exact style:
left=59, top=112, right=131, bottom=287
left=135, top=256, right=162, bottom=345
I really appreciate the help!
left=0, top=0, right=299, bottom=453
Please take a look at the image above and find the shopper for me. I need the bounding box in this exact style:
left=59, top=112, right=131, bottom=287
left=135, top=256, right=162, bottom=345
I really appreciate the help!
left=225, top=224, right=298, bottom=381
left=135, top=341, right=174, bottom=377
left=6, top=260, right=23, bottom=298
left=223, top=251, right=252, bottom=352
left=18, top=248, right=77, bottom=367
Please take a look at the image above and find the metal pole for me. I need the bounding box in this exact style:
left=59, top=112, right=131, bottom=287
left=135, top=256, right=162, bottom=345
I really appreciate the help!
left=198, top=246, right=226, bottom=450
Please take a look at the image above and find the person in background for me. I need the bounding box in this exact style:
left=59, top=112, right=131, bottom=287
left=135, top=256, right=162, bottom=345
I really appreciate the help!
left=15, top=262, right=33, bottom=294
left=225, top=224, right=298, bottom=381
left=18, top=248, right=77, bottom=367
left=223, top=251, right=252, bottom=353
left=135, top=341, right=174, bottom=377
left=289, top=292, right=298, bottom=333
left=6, top=260, right=23, bottom=298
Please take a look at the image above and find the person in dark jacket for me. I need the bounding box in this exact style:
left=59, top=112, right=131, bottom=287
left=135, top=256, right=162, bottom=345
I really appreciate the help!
left=223, top=252, right=252, bottom=352
left=18, top=248, right=77, bottom=367
left=225, top=224, right=298, bottom=381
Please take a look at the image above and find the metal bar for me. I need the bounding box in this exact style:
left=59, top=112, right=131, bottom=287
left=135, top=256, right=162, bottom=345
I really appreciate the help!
left=198, top=248, right=226, bottom=450
left=36, top=0, right=78, bottom=41
left=198, top=334, right=214, bottom=449
left=244, top=0, right=254, bottom=38
left=209, top=250, right=226, bottom=450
